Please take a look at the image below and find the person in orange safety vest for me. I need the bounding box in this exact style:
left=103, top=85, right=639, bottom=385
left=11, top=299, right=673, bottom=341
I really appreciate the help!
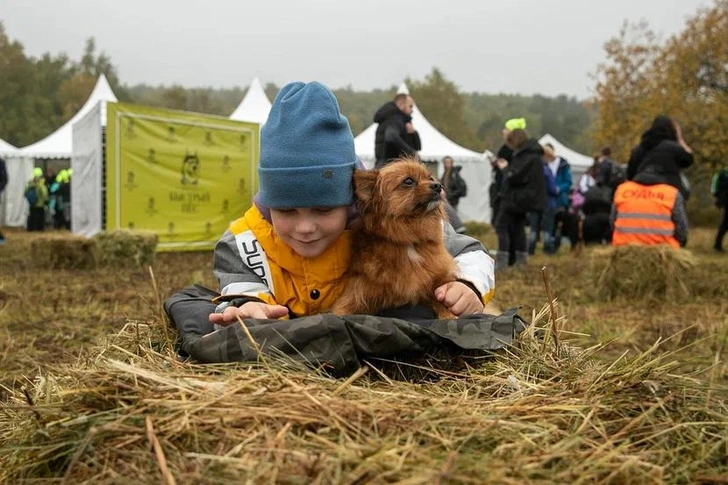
left=611, top=180, right=688, bottom=248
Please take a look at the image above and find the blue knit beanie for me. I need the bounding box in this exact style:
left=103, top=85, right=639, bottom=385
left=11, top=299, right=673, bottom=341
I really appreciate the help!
left=257, top=81, right=356, bottom=208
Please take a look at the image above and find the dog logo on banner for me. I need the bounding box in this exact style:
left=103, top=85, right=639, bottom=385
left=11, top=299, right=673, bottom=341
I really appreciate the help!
left=181, top=152, right=200, bottom=185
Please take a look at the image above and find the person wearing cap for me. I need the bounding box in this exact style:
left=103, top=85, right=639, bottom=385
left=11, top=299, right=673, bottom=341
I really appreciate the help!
left=493, top=127, right=547, bottom=270
left=51, top=168, right=72, bottom=230
left=180, top=82, right=493, bottom=327
left=491, top=118, right=526, bottom=261
left=25, top=167, right=49, bottom=232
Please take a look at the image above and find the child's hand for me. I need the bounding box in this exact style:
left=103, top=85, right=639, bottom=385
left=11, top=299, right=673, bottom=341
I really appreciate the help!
left=209, top=301, right=289, bottom=326
left=434, top=281, right=484, bottom=316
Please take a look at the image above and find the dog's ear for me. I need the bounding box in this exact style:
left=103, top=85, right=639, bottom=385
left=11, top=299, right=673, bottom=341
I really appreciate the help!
left=353, top=170, right=378, bottom=204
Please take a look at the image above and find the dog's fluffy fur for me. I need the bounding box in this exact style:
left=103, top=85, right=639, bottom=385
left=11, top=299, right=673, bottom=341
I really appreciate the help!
left=331, top=157, right=459, bottom=319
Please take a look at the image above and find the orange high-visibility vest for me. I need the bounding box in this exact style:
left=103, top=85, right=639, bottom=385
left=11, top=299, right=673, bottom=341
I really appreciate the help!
left=612, top=181, right=679, bottom=249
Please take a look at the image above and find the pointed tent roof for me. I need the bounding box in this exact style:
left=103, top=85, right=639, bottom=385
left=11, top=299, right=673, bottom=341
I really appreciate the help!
left=19, top=74, right=118, bottom=159
left=0, top=137, right=17, bottom=156
left=229, top=77, right=272, bottom=125
left=354, top=83, right=490, bottom=165
left=538, top=133, right=593, bottom=169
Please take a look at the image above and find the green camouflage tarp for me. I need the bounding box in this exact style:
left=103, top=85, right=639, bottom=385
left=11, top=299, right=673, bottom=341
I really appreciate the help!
left=165, top=285, right=526, bottom=377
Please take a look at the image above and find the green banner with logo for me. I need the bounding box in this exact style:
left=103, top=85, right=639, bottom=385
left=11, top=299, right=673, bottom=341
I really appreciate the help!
left=105, top=102, right=259, bottom=251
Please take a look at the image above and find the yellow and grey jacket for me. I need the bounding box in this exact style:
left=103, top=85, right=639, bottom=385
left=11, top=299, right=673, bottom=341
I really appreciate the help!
left=213, top=206, right=495, bottom=317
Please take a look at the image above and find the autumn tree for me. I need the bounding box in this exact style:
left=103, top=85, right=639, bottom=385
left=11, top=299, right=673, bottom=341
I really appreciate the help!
left=57, top=72, right=97, bottom=122
left=593, top=0, right=728, bottom=171
left=0, top=22, right=75, bottom=146
left=407, top=68, right=480, bottom=150
left=592, top=21, right=662, bottom=161
left=656, top=0, right=728, bottom=170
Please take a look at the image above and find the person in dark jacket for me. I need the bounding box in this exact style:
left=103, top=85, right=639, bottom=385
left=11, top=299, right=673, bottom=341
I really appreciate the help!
left=490, top=118, right=525, bottom=226
left=580, top=185, right=613, bottom=245
left=441, top=156, right=467, bottom=209
left=0, top=156, right=7, bottom=244
left=627, top=115, right=693, bottom=200
left=494, top=128, right=547, bottom=270
left=711, top=167, right=728, bottom=252
left=440, top=156, right=467, bottom=233
left=373, top=94, right=421, bottom=168
left=527, top=159, right=559, bottom=255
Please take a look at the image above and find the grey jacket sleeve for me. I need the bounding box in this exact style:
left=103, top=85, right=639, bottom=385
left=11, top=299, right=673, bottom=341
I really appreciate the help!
left=609, top=204, right=617, bottom=229
left=672, top=192, right=689, bottom=247
left=443, top=223, right=496, bottom=301
left=212, top=229, right=273, bottom=312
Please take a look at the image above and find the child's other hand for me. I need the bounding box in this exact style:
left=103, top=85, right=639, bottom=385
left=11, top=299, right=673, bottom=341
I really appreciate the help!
left=209, top=302, right=289, bottom=325
left=434, top=281, right=484, bottom=316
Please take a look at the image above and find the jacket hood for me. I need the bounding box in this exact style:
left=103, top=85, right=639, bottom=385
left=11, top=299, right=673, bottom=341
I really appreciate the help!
left=373, top=101, right=409, bottom=123
left=514, top=138, right=544, bottom=157
left=640, top=126, right=677, bottom=151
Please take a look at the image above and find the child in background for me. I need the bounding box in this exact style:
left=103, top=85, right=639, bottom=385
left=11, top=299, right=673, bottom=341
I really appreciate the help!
left=208, top=81, right=495, bottom=326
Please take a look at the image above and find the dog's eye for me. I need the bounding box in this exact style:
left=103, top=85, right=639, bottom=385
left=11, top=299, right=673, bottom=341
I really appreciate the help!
left=402, top=177, right=415, bottom=187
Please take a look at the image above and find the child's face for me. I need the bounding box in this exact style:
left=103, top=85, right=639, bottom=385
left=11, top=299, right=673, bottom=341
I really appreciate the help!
left=270, top=207, right=348, bottom=258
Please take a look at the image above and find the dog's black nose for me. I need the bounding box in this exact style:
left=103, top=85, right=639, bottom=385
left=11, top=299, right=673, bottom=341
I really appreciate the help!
left=430, top=182, right=442, bottom=192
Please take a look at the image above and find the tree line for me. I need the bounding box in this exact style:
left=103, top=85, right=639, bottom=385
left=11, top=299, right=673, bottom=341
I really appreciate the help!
left=3, top=0, right=724, bottom=169
left=0, top=21, right=593, bottom=155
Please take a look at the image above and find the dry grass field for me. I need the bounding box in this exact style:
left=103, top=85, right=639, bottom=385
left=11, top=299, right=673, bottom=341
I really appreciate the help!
left=1, top=225, right=727, bottom=483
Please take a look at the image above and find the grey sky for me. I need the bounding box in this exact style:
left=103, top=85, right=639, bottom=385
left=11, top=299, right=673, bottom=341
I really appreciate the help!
left=1, top=0, right=709, bottom=99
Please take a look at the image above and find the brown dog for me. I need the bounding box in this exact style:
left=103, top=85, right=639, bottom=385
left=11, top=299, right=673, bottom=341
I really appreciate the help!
left=331, top=157, right=459, bottom=319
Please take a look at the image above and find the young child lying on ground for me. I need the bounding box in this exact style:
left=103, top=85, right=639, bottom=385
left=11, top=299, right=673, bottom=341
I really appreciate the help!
left=164, top=81, right=514, bottom=374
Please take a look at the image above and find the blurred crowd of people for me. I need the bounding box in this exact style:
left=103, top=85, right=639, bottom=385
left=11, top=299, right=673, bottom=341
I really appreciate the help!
left=24, top=166, right=72, bottom=232
left=487, top=114, right=725, bottom=271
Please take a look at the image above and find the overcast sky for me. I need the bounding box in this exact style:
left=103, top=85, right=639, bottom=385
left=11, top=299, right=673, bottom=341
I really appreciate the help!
left=1, top=0, right=710, bottom=99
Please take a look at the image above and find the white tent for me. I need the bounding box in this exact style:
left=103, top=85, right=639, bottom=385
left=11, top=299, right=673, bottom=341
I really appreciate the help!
left=18, top=74, right=118, bottom=159
left=1, top=75, right=117, bottom=227
left=354, top=83, right=494, bottom=223
left=229, top=77, right=272, bottom=126
left=0, top=139, right=32, bottom=228
left=0, top=137, right=16, bottom=155
left=71, top=102, right=105, bottom=237
left=538, top=133, right=593, bottom=184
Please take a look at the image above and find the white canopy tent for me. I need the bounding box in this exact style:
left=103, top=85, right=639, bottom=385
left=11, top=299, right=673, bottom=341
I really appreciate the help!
left=229, top=77, right=272, bottom=126
left=18, top=75, right=117, bottom=159
left=2, top=75, right=117, bottom=227
left=538, top=133, right=593, bottom=184
left=354, top=83, right=494, bottom=223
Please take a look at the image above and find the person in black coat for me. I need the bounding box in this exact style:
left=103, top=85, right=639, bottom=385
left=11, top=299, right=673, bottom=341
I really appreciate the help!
left=627, top=115, right=693, bottom=199
left=0, top=157, right=6, bottom=244
left=494, top=129, right=547, bottom=270
left=373, top=94, right=421, bottom=168
left=440, top=156, right=467, bottom=209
